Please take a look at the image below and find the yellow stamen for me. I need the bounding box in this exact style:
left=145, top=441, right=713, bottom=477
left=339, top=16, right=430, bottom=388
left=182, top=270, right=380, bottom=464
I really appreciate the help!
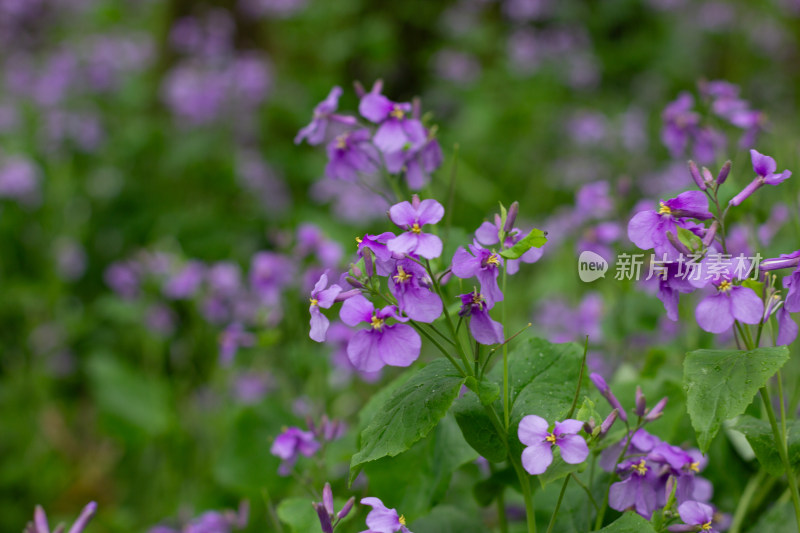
left=356, top=236, right=362, bottom=244
left=701, top=522, right=712, bottom=531
left=309, top=298, right=319, bottom=306
left=718, top=280, right=732, bottom=292
left=689, top=461, right=700, bottom=473
left=411, top=223, right=422, bottom=234
left=486, top=254, right=500, bottom=266
left=370, top=316, right=385, bottom=330
left=390, top=106, right=405, bottom=119
left=472, top=292, right=483, bottom=305
left=545, top=433, right=557, bottom=444
left=658, top=202, right=671, bottom=215
left=394, top=265, right=412, bottom=283
left=398, top=515, right=407, bottom=526
left=335, top=134, right=348, bottom=149
left=631, top=459, right=647, bottom=475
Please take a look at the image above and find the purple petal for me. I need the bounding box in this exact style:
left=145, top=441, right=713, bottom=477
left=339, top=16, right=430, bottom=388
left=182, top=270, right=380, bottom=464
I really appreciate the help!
left=518, top=414, right=549, bottom=445
left=750, top=149, right=776, bottom=177
left=386, top=231, right=419, bottom=256
left=373, top=120, right=407, bottom=154
left=68, top=502, right=97, bottom=533
left=677, top=500, right=714, bottom=526
left=695, top=293, right=734, bottom=334
left=414, top=232, right=443, bottom=259
left=628, top=210, right=660, bottom=250
left=451, top=247, right=479, bottom=278
left=398, top=287, right=443, bottom=323
left=35, top=506, right=51, bottom=533
left=557, top=434, right=589, bottom=464
left=309, top=307, right=330, bottom=342
left=377, top=324, right=421, bottom=367
left=777, top=307, right=798, bottom=346
left=359, top=93, right=392, bottom=123
left=404, top=158, right=428, bottom=189
left=347, top=329, right=385, bottom=372
left=469, top=308, right=504, bottom=345
left=316, top=285, right=342, bottom=308
left=312, top=272, right=329, bottom=294
left=475, top=221, right=500, bottom=245
left=554, top=419, right=584, bottom=435
left=608, top=477, right=637, bottom=512
left=477, top=268, right=503, bottom=306
left=416, top=199, right=444, bottom=226
left=521, top=441, right=553, bottom=475
left=362, top=497, right=401, bottom=531
left=339, top=295, right=373, bottom=326
left=729, top=286, right=764, bottom=325
left=388, top=200, right=418, bottom=226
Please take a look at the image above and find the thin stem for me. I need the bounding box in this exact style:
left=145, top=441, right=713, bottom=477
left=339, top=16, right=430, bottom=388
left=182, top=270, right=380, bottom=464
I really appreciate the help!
left=779, top=370, right=788, bottom=449
left=496, top=489, right=509, bottom=533
left=567, top=336, right=589, bottom=419
left=425, top=259, right=474, bottom=375
left=410, top=322, right=465, bottom=376
left=729, top=469, right=767, bottom=533
left=262, top=487, right=285, bottom=533
left=571, top=473, right=600, bottom=512
left=546, top=476, right=571, bottom=533
left=760, top=386, right=800, bottom=533
left=502, top=267, right=510, bottom=429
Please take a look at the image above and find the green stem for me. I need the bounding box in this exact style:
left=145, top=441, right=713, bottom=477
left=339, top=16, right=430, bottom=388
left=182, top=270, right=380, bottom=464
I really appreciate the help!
left=760, top=386, right=800, bottom=533
left=571, top=472, right=600, bottom=512
left=546, top=476, right=571, bottom=533
left=729, top=469, right=767, bottom=533
left=567, top=337, right=589, bottom=419
left=497, top=489, right=509, bottom=533
left=502, top=267, right=510, bottom=429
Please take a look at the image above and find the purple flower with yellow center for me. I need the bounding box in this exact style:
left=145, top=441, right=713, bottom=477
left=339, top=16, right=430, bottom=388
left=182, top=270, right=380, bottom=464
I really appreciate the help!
left=270, top=426, right=320, bottom=476
left=474, top=217, right=543, bottom=275
left=339, top=295, right=420, bottom=372
left=325, top=129, right=380, bottom=182
left=359, top=497, right=412, bottom=533
left=668, top=501, right=718, bottom=533
left=458, top=290, right=504, bottom=345
left=309, top=271, right=342, bottom=342
left=386, top=196, right=444, bottom=260
left=451, top=244, right=504, bottom=306
left=627, top=191, right=712, bottom=260
left=518, top=415, right=589, bottom=475
left=388, top=259, right=442, bottom=323
left=730, top=149, right=792, bottom=206
left=25, top=502, right=97, bottom=533
left=294, top=86, right=356, bottom=146
left=695, top=272, right=763, bottom=334
left=358, top=89, right=426, bottom=155
left=608, top=458, right=659, bottom=519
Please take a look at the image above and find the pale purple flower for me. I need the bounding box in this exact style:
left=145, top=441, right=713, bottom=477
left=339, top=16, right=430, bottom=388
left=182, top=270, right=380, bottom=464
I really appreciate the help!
left=295, top=86, right=356, bottom=145
left=695, top=272, right=763, bottom=334
left=357, top=232, right=397, bottom=276
left=729, top=149, right=792, bottom=206
left=207, top=262, right=242, bottom=296
left=609, top=458, right=659, bottom=519
left=325, top=129, right=380, bottom=182
left=339, top=295, right=420, bottom=372
left=25, top=502, right=97, bottom=533
left=233, top=372, right=273, bottom=404
left=249, top=252, right=292, bottom=306
left=271, top=426, right=320, bottom=475
left=668, top=501, right=718, bottom=533
left=309, top=271, right=342, bottom=342
left=474, top=217, right=543, bottom=275
left=386, top=197, right=444, bottom=259
left=0, top=155, right=40, bottom=205
left=360, top=497, right=412, bottom=533
left=105, top=261, right=140, bottom=299
left=458, top=290, right=504, bottom=345
left=518, top=415, right=589, bottom=475
left=388, top=259, right=442, bottom=323
left=163, top=260, right=205, bottom=300
left=628, top=191, right=712, bottom=260
left=219, top=323, right=255, bottom=366
left=451, top=244, right=504, bottom=305
left=661, top=92, right=699, bottom=157
left=358, top=88, right=426, bottom=154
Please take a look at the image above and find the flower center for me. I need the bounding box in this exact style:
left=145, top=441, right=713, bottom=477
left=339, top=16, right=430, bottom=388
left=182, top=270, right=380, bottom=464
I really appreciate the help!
left=390, top=106, right=405, bottom=120
left=631, top=459, right=647, bottom=476
left=701, top=522, right=712, bottom=531
left=411, top=223, right=422, bottom=234
left=486, top=254, right=500, bottom=266
left=394, top=265, right=412, bottom=283
left=370, top=315, right=385, bottom=330
left=718, top=280, right=732, bottom=292
left=398, top=515, right=407, bottom=526
left=658, top=202, right=671, bottom=215
left=335, top=133, right=348, bottom=149
left=355, top=236, right=362, bottom=244
left=309, top=298, right=319, bottom=306
left=545, top=433, right=557, bottom=445
left=472, top=292, right=483, bottom=305
left=689, top=461, right=700, bottom=473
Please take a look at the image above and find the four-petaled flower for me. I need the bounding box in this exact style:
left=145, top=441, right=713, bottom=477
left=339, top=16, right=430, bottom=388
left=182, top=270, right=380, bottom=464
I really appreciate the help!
left=270, top=427, right=320, bottom=476
left=667, top=501, right=719, bottom=533
left=386, top=196, right=444, bottom=260
left=309, top=271, right=342, bottom=342
left=451, top=244, right=504, bottom=305
left=295, top=86, right=356, bottom=146
left=388, top=259, right=442, bottom=323
left=359, top=89, right=426, bottom=155
left=694, top=270, right=763, bottom=334
left=518, top=415, right=589, bottom=475
left=359, top=497, right=413, bottom=533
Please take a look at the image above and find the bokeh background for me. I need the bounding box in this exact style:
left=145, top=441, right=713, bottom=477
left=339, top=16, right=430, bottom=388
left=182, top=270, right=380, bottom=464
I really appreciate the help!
left=2, top=0, right=800, bottom=531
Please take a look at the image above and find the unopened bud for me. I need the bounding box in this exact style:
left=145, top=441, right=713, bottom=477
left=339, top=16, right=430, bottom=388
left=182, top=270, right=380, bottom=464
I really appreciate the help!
left=583, top=419, right=595, bottom=435
left=716, top=160, right=731, bottom=185
left=504, top=201, right=519, bottom=233
left=590, top=373, right=628, bottom=422
left=688, top=161, right=706, bottom=190
left=645, top=397, right=668, bottom=421
left=337, top=497, right=355, bottom=520
left=313, top=502, right=333, bottom=533
left=701, top=167, right=715, bottom=187
left=702, top=221, right=718, bottom=247
left=349, top=263, right=363, bottom=278
left=322, top=483, right=334, bottom=515
left=635, top=386, right=647, bottom=417
left=600, top=409, right=619, bottom=435
left=353, top=81, right=366, bottom=99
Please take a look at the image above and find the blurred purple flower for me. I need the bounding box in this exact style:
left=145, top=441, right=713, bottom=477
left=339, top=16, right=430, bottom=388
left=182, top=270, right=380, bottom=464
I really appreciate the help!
left=25, top=502, right=97, bottom=533
left=271, top=426, right=320, bottom=475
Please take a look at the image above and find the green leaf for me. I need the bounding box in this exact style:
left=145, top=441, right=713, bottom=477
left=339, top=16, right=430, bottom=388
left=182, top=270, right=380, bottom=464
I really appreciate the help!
left=598, top=512, right=657, bottom=532
left=537, top=452, right=586, bottom=487
left=677, top=226, right=702, bottom=252
left=735, top=415, right=800, bottom=476
left=498, top=202, right=508, bottom=231
left=276, top=498, right=318, bottom=533
left=746, top=501, right=796, bottom=533
left=363, top=416, right=478, bottom=518
left=465, top=376, right=500, bottom=406
left=684, top=346, right=790, bottom=452
left=350, top=359, right=466, bottom=483
left=498, top=228, right=547, bottom=259
left=473, top=468, right=516, bottom=506
left=451, top=393, right=507, bottom=463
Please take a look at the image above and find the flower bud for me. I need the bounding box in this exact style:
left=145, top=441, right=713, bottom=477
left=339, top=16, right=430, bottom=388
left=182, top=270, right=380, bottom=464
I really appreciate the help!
left=688, top=161, right=706, bottom=190
left=644, top=397, right=668, bottom=421
left=716, top=160, right=731, bottom=185
left=702, top=221, right=718, bottom=248
left=504, top=201, right=519, bottom=233
left=337, top=497, right=356, bottom=520
left=590, top=373, right=628, bottom=422
left=600, top=409, right=618, bottom=435
left=666, top=231, right=693, bottom=256
left=323, top=483, right=334, bottom=515
left=701, top=167, right=715, bottom=188
left=313, top=502, right=333, bottom=533
left=634, top=386, right=647, bottom=417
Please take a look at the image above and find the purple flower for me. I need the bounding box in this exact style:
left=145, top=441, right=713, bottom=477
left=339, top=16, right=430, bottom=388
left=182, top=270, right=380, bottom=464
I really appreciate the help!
left=474, top=217, right=543, bottom=275
left=385, top=133, right=443, bottom=190
left=26, top=502, right=97, bottom=533
left=608, top=458, right=659, bottom=519
left=357, top=232, right=397, bottom=276
left=451, top=244, right=504, bottom=306
left=661, top=92, right=700, bottom=157
left=386, top=196, right=444, bottom=259
left=325, top=129, right=380, bottom=182
left=339, top=295, right=421, bottom=372
left=458, top=290, right=504, bottom=345
left=270, top=426, right=320, bottom=475
left=219, top=323, right=255, bottom=366
left=360, top=497, right=412, bottom=533
left=388, top=259, right=442, bottom=323
left=163, top=260, right=205, bottom=300
left=628, top=191, right=712, bottom=260
left=249, top=252, right=292, bottom=306
left=207, top=262, right=242, bottom=296
left=295, top=86, right=356, bottom=145
left=105, top=261, right=140, bottom=299
left=668, top=501, right=718, bottom=533
left=309, top=271, right=343, bottom=342
left=729, top=149, right=792, bottom=206
left=695, top=274, right=763, bottom=334
left=518, top=415, right=589, bottom=475
left=359, top=88, right=426, bottom=154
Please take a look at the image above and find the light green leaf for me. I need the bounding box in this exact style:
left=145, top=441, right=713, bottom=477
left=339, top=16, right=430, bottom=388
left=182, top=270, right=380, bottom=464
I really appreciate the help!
left=735, top=415, right=800, bottom=476
left=499, top=228, right=547, bottom=259
left=276, top=498, right=317, bottom=533
left=598, top=512, right=657, bottom=532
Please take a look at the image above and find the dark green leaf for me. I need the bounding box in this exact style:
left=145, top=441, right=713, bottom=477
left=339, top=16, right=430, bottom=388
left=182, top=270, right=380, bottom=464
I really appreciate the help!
left=452, top=393, right=507, bottom=463
left=735, top=415, right=800, bottom=476
left=598, top=512, right=657, bottom=532
left=684, top=347, right=790, bottom=452
left=465, top=376, right=500, bottom=406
